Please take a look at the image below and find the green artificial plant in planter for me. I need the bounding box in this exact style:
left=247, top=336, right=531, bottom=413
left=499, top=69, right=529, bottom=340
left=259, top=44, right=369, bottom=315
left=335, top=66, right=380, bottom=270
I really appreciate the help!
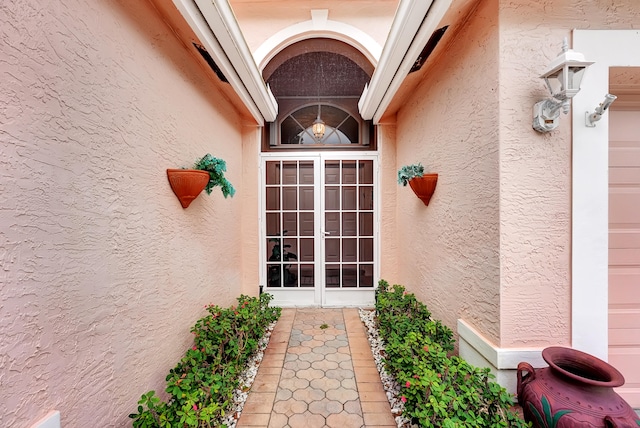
left=166, top=154, right=235, bottom=208
left=397, top=163, right=425, bottom=186
left=193, top=153, right=236, bottom=198
left=397, top=162, right=438, bottom=206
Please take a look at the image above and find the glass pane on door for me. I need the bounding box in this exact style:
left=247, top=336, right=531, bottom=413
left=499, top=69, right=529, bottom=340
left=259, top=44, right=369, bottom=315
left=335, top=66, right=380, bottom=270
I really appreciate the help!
left=265, top=160, right=314, bottom=288
left=324, top=159, right=374, bottom=288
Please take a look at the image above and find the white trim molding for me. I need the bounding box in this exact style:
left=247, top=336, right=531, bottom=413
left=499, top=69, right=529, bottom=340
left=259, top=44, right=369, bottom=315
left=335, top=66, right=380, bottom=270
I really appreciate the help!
left=572, top=30, right=640, bottom=360
left=458, top=319, right=546, bottom=393
left=358, top=0, right=453, bottom=123
left=172, top=0, right=278, bottom=124
left=253, top=9, right=382, bottom=71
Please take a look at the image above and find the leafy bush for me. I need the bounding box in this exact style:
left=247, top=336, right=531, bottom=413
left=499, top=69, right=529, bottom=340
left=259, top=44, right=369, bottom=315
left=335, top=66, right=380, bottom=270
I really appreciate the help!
left=129, top=293, right=281, bottom=428
left=375, top=280, right=530, bottom=428
left=193, top=154, right=235, bottom=198
left=376, top=280, right=454, bottom=352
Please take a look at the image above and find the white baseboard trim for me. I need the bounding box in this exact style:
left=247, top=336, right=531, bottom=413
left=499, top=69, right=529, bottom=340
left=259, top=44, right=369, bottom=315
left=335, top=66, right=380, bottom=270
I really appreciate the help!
left=457, top=319, right=546, bottom=368
left=457, top=319, right=547, bottom=394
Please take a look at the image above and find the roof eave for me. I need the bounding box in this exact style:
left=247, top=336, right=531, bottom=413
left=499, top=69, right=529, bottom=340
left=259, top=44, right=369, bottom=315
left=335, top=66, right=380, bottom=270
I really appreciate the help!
left=173, top=0, right=278, bottom=125
left=358, top=0, right=453, bottom=124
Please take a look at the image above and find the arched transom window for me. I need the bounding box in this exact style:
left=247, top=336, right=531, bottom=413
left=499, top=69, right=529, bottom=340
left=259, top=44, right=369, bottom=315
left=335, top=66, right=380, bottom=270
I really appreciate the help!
left=263, top=39, right=374, bottom=149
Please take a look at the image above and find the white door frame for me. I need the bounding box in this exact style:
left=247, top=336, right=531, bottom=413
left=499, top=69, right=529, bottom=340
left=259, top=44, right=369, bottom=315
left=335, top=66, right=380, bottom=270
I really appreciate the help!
left=259, top=151, right=380, bottom=307
left=572, top=30, right=640, bottom=359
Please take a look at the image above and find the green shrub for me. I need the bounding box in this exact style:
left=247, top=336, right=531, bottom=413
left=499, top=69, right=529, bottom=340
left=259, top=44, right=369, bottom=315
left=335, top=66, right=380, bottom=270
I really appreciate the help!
left=375, top=280, right=530, bottom=428
left=375, top=279, right=454, bottom=352
left=129, top=293, right=281, bottom=428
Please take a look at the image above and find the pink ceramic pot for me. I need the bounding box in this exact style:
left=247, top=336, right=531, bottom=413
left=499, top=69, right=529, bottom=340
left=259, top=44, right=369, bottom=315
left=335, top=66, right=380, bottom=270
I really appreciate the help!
left=517, top=347, right=639, bottom=427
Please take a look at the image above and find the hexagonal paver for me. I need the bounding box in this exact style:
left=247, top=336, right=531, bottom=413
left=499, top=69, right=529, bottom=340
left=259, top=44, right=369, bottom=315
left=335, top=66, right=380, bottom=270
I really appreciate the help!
left=325, top=412, right=365, bottom=427
left=325, top=368, right=355, bottom=380
left=325, top=387, right=359, bottom=403
left=312, top=345, right=338, bottom=354
left=279, top=377, right=310, bottom=390
left=283, top=360, right=311, bottom=371
left=311, top=359, right=339, bottom=371
left=237, top=309, right=394, bottom=428
left=292, top=387, right=326, bottom=403
left=308, top=398, right=344, bottom=416
left=289, top=411, right=326, bottom=428
left=310, top=377, right=341, bottom=390
left=272, top=398, right=308, bottom=416
left=267, top=413, right=289, bottom=428
left=340, top=378, right=357, bottom=390
left=275, top=388, right=293, bottom=401
left=325, top=352, right=351, bottom=363
left=343, top=399, right=362, bottom=415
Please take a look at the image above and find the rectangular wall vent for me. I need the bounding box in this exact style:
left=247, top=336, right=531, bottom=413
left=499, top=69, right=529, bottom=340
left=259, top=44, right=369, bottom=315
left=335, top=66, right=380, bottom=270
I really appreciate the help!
left=409, top=25, right=449, bottom=74
left=193, top=43, right=228, bottom=83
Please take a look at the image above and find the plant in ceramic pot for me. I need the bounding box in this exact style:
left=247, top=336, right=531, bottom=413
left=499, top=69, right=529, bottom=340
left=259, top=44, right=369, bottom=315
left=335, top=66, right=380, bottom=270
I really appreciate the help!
left=167, top=154, right=235, bottom=208
left=398, top=162, right=438, bottom=206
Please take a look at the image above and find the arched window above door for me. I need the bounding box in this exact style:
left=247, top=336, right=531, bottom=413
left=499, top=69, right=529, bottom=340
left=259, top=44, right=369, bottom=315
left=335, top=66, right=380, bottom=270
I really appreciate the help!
left=263, top=38, right=375, bottom=149
left=281, top=104, right=359, bottom=145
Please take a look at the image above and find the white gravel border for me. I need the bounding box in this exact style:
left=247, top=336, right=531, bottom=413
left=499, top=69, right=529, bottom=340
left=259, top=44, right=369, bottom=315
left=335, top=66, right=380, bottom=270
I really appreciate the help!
left=358, top=308, right=415, bottom=428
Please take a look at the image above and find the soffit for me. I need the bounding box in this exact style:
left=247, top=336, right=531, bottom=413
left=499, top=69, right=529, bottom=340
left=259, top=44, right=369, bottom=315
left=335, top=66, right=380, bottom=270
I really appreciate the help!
left=378, top=0, right=481, bottom=122
left=150, top=0, right=479, bottom=125
left=149, top=0, right=256, bottom=123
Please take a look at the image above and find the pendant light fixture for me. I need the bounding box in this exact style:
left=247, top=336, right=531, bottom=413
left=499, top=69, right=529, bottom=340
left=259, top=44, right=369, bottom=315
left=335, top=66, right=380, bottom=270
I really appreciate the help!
left=312, top=104, right=326, bottom=139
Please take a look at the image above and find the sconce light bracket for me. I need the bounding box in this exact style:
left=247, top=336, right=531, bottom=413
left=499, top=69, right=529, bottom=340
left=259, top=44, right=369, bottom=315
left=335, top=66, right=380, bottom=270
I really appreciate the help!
left=533, top=38, right=593, bottom=133
left=533, top=98, right=566, bottom=133
left=585, top=93, right=617, bottom=127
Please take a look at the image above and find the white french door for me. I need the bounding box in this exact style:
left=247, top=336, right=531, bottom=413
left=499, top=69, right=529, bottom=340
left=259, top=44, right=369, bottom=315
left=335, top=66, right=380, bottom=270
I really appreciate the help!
left=260, top=153, right=378, bottom=307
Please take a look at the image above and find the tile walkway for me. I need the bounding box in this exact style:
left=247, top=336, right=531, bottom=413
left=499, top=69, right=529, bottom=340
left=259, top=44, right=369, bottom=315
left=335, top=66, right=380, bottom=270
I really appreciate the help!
left=237, top=308, right=396, bottom=428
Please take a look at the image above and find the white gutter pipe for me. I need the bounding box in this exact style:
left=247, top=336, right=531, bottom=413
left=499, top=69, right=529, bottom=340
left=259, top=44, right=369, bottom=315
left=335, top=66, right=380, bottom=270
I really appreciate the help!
left=172, top=0, right=278, bottom=125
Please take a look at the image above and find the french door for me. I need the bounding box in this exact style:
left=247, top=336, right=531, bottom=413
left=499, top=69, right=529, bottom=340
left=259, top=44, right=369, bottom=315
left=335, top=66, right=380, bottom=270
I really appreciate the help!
left=261, top=153, right=378, bottom=307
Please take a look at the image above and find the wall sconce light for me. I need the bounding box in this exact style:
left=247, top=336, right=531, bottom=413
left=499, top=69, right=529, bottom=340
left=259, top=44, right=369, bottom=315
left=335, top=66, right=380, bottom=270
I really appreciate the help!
left=585, top=94, right=617, bottom=127
left=533, top=38, right=594, bottom=133
left=312, top=105, right=326, bottom=139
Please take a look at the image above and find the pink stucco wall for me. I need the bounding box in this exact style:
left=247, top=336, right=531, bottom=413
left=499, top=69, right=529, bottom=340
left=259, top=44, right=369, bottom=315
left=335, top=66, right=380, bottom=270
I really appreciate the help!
left=230, top=0, right=398, bottom=55
left=498, top=0, right=640, bottom=348
left=0, top=0, right=248, bottom=426
left=395, top=0, right=501, bottom=345
left=395, top=0, right=640, bottom=350
left=378, top=122, right=400, bottom=283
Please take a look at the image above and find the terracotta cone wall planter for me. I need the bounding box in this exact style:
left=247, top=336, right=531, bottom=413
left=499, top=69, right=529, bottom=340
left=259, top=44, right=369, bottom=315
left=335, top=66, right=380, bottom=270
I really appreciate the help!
left=408, top=173, right=438, bottom=206
left=167, top=169, right=210, bottom=208
left=517, top=346, right=640, bottom=427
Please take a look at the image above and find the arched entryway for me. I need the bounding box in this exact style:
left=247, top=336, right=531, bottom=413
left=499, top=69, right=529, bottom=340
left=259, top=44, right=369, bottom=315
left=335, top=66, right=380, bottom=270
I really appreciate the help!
left=259, top=38, right=379, bottom=307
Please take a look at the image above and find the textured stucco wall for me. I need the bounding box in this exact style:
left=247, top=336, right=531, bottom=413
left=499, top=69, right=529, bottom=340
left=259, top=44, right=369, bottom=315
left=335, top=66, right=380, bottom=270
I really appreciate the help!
left=378, top=123, right=399, bottom=283
left=395, top=0, right=501, bottom=344
left=498, top=0, right=640, bottom=348
left=395, top=0, right=640, bottom=351
left=0, top=1, right=246, bottom=426
left=241, top=124, right=261, bottom=295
